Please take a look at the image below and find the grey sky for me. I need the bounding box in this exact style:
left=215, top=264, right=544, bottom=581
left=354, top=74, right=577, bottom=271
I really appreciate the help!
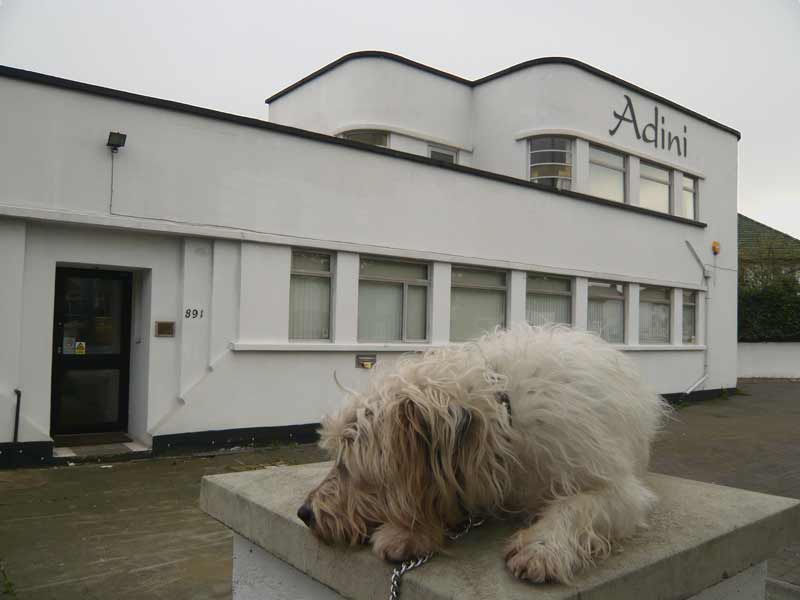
left=1, top=0, right=798, bottom=238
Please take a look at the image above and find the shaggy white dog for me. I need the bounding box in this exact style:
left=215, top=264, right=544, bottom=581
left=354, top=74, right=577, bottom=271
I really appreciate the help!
left=297, top=325, right=668, bottom=583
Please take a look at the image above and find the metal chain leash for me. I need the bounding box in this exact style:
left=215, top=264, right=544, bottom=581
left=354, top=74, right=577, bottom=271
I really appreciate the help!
left=388, top=516, right=486, bottom=600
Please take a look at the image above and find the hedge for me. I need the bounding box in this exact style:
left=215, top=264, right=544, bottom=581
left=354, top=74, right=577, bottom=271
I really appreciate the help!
left=738, top=275, right=800, bottom=342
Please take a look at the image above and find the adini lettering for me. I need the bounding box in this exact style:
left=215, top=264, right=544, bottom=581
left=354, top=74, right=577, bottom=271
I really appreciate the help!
left=609, top=94, right=688, bottom=157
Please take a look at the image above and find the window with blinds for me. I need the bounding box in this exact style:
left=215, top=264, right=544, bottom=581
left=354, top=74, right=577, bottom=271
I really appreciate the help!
left=640, top=286, right=671, bottom=344
left=289, top=251, right=332, bottom=340
left=357, top=258, right=429, bottom=342
left=683, top=291, right=698, bottom=343
left=450, top=267, right=507, bottom=342
left=588, top=281, right=625, bottom=343
left=526, top=275, right=572, bottom=326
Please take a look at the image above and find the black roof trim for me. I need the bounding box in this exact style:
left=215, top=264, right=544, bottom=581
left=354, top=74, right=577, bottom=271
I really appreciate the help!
left=264, top=50, right=741, bottom=140
left=0, top=63, right=705, bottom=229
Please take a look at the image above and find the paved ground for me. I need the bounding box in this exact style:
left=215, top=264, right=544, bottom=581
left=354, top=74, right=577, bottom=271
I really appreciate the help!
left=0, top=379, right=798, bottom=599
left=651, top=379, right=800, bottom=587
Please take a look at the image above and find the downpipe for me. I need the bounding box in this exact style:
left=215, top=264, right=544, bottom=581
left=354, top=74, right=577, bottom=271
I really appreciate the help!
left=8, top=388, right=22, bottom=468
left=13, top=389, right=21, bottom=444
left=683, top=241, right=712, bottom=398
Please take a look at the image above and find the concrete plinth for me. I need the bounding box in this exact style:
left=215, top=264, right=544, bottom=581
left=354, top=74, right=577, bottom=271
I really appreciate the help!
left=201, top=463, right=800, bottom=600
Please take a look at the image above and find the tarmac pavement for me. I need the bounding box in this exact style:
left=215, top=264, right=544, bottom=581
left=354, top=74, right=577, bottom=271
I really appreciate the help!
left=0, top=379, right=798, bottom=598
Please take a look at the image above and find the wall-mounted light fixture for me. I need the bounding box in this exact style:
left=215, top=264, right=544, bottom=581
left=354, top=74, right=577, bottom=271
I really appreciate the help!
left=106, top=131, right=127, bottom=153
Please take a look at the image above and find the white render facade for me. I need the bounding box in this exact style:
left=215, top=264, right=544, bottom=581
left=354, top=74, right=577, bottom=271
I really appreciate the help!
left=0, top=52, right=739, bottom=461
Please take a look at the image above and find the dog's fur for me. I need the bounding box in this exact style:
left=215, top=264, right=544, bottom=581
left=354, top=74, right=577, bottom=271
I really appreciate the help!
left=300, top=325, right=669, bottom=583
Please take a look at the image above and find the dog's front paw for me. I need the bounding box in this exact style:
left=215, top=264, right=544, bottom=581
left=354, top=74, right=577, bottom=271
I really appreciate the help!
left=371, top=524, right=439, bottom=563
left=505, top=531, right=575, bottom=584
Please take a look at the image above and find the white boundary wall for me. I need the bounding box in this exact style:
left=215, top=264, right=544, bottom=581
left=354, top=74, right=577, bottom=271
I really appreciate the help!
left=738, top=343, right=800, bottom=379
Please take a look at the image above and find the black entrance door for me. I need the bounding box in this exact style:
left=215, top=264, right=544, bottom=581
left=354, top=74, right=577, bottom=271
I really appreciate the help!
left=51, top=268, right=132, bottom=435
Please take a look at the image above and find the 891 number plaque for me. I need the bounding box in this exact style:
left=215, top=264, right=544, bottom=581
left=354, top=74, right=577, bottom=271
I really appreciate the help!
left=185, top=308, right=204, bottom=319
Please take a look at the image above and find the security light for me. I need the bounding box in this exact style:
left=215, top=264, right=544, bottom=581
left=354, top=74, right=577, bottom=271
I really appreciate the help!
left=106, top=131, right=127, bottom=153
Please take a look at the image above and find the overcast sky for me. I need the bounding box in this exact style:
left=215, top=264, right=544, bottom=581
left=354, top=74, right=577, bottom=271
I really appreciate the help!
left=1, top=0, right=798, bottom=238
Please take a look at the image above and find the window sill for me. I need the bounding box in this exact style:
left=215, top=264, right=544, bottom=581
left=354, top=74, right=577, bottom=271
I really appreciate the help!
left=231, top=341, right=434, bottom=352
left=614, top=344, right=706, bottom=352
left=232, top=341, right=706, bottom=353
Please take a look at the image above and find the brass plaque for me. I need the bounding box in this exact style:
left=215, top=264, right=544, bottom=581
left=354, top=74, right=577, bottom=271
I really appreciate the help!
left=155, top=321, right=176, bottom=337
left=355, top=354, right=377, bottom=369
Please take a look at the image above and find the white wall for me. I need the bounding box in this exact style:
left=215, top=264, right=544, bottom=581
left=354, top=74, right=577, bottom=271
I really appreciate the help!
left=268, top=57, right=474, bottom=152
left=7, top=222, right=182, bottom=443
left=738, top=343, right=800, bottom=379
left=0, top=220, right=26, bottom=442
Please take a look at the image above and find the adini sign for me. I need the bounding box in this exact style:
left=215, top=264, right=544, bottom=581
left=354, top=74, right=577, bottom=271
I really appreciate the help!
left=609, top=94, right=688, bottom=157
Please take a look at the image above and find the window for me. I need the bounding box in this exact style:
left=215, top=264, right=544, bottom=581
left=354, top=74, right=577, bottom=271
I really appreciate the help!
left=429, top=146, right=457, bottom=164
left=358, top=258, right=428, bottom=342
left=683, top=291, right=697, bottom=343
left=682, top=176, right=697, bottom=220
left=289, top=251, right=332, bottom=340
left=529, top=136, right=572, bottom=190
left=640, top=163, right=671, bottom=214
left=588, top=145, right=626, bottom=203
left=450, top=267, right=506, bottom=342
left=588, top=281, right=625, bottom=343
left=526, top=274, right=572, bottom=326
left=639, top=286, right=671, bottom=344
left=341, top=130, right=389, bottom=147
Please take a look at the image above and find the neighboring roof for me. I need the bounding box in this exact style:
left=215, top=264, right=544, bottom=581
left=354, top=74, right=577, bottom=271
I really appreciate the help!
left=264, top=50, right=741, bottom=141
left=739, top=214, right=800, bottom=262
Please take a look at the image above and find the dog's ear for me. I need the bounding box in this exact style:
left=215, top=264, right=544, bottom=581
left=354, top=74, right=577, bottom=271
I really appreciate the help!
left=319, top=404, right=360, bottom=457
left=379, top=396, right=472, bottom=530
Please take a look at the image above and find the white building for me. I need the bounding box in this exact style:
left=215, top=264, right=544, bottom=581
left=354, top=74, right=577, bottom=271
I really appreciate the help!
left=0, top=52, right=739, bottom=465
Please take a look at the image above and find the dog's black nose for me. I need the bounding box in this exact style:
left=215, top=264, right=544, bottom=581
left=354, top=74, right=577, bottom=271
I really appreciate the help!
left=297, top=503, right=315, bottom=527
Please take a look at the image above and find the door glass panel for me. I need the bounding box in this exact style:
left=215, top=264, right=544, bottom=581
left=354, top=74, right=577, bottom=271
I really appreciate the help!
left=58, top=369, right=120, bottom=428
left=62, top=277, right=123, bottom=354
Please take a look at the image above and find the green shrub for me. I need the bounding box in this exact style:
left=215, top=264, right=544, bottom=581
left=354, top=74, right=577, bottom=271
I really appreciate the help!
left=738, top=273, right=800, bottom=342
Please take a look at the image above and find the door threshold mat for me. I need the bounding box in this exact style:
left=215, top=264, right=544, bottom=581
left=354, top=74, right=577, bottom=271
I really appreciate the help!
left=53, top=432, right=132, bottom=447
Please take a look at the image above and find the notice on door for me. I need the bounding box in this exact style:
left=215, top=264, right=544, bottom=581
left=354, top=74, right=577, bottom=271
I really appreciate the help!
left=63, top=336, right=76, bottom=355
left=75, top=341, right=86, bottom=355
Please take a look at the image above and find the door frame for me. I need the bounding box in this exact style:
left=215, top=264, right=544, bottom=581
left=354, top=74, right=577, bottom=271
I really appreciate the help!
left=50, top=267, right=133, bottom=435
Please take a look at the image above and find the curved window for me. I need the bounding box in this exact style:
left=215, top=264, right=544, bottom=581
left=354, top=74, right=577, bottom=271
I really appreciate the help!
left=529, top=136, right=572, bottom=190
left=341, top=130, right=389, bottom=147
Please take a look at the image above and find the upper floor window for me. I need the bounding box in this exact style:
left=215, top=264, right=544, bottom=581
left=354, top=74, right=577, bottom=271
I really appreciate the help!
left=639, top=286, right=671, bottom=344
left=526, top=274, right=572, bottom=326
left=341, top=130, right=389, bottom=147
left=529, top=136, right=572, bottom=191
left=640, top=163, right=671, bottom=214
left=682, top=176, right=697, bottom=220
left=429, top=146, right=457, bottom=164
left=450, top=267, right=506, bottom=342
left=289, top=250, right=332, bottom=340
left=358, top=257, right=428, bottom=342
left=588, top=145, right=626, bottom=203
left=588, top=281, right=625, bottom=343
